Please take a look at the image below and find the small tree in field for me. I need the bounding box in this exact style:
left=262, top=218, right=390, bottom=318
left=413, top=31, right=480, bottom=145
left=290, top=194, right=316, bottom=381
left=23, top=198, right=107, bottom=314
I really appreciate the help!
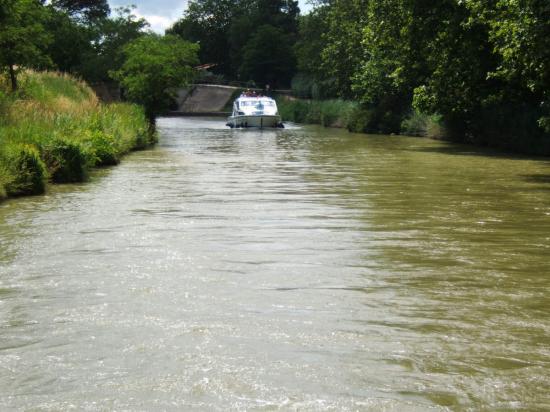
left=0, top=0, right=52, bottom=91
left=112, top=34, right=199, bottom=122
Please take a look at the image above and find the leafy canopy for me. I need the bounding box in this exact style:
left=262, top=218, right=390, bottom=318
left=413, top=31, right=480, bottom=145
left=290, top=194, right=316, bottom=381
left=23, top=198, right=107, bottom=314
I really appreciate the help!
left=169, top=0, right=299, bottom=86
left=0, top=0, right=52, bottom=91
left=112, top=34, right=199, bottom=119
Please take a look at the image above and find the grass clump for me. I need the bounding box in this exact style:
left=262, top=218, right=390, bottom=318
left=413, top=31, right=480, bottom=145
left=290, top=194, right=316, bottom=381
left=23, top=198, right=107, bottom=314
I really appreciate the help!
left=0, top=71, right=153, bottom=201
left=0, top=144, right=47, bottom=196
left=41, top=138, right=88, bottom=183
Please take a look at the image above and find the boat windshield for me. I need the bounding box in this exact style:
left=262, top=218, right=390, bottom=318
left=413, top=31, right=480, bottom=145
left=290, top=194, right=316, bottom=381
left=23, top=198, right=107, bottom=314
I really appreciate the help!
left=239, top=100, right=275, bottom=107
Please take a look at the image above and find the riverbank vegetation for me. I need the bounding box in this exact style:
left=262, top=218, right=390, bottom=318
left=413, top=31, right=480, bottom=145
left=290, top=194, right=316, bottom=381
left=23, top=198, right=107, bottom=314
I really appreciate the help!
left=0, top=71, right=153, bottom=201
left=276, top=97, right=358, bottom=129
left=169, top=0, right=550, bottom=155
left=2, top=0, right=549, bottom=155
left=112, top=34, right=199, bottom=121
left=0, top=0, right=201, bottom=201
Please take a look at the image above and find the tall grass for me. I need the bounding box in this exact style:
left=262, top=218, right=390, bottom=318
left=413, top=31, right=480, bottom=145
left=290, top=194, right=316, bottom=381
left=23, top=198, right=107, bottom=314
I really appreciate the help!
left=0, top=71, right=154, bottom=200
left=276, top=97, right=359, bottom=128
left=277, top=95, right=452, bottom=141
left=400, top=111, right=447, bottom=139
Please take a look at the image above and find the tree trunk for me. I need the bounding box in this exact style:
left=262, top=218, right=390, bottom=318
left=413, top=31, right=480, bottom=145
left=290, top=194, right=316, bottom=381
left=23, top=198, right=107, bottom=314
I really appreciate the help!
left=8, top=64, right=17, bottom=92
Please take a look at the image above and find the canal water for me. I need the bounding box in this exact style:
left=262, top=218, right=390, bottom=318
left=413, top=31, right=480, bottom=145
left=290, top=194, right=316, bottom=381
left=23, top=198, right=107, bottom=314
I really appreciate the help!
left=1, top=117, right=549, bottom=410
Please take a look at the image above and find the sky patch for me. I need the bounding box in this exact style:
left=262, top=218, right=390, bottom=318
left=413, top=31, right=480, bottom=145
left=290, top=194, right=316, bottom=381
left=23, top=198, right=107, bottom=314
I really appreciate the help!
left=108, top=0, right=311, bottom=33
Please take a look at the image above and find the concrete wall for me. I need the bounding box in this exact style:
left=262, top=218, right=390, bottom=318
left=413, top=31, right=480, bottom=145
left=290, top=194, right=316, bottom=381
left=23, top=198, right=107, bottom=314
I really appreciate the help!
left=176, top=84, right=236, bottom=113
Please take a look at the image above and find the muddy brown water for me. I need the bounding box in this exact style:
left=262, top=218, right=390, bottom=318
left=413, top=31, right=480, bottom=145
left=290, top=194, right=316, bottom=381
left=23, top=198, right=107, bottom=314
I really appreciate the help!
left=1, top=117, right=549, bottom=410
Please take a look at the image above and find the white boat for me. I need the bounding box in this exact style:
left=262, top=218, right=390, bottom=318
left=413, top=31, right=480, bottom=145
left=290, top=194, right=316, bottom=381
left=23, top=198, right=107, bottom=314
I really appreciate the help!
left=226, top=94, right=283, bottom=128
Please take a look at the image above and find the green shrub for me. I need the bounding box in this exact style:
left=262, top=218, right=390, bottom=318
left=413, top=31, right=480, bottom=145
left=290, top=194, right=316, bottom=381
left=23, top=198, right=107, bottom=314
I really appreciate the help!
left=277, top=97, right=358, bottom=129
left=42, top=139, right=88, bottom=183
left=401, top=111, right=429, bottom=136
left=426, top=114, right=446, bottom=140
left=347, top=107, right=373, bottom=133
left=85, top=130, right=119, bottom=166
left=0, top=89, right=9, bottom=122
left=134, top=128, right=157, bottom=149
left=0, top=158, right=11, bottom=199
left=3, top=144, right=46, bottom=196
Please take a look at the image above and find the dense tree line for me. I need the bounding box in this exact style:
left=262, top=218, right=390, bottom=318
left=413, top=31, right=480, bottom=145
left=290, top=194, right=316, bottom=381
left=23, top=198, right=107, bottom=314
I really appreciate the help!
left=292, top=0, right=550, bottom=152
left=167, top=0, right=299, bottom=88
left=170, top=0, right=549, bottom=153
left=0, top=0, right=151, bottom=89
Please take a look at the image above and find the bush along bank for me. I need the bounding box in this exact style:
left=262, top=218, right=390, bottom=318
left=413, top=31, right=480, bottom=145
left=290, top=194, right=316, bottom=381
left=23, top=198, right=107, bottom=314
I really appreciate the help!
left=276, top=96, right=450, bottom=139
left=276, top=97, right=358, bottom=129
left=0, top=71, right=155, bottom=201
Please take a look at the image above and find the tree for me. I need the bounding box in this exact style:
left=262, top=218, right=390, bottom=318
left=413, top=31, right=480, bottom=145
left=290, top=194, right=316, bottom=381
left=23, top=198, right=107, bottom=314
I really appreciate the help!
left=168, top=0, right=243, bottom=77
left=44, top=7, right=94, bottom=75
left=320, top=0, right=367, bottom=98
left=351, top=0, right=453, bottom=133
left=0, top=0, right=52, bottom=91
left=230, top=0, right=299, bottom=85
left=294, top=6, right=329, bottom=78
left=411, top=1, right=503, bottom=140
left=169, top=0, right=300, bottom=84
left=51, top=0, right=110, bottom=23
left=239, top=24, right=296, bottom=87
left=473, top=0, right=550, bottom=133
left=111, top=34, right=199, bottom=121
left=44, top=5, right=149, bottom=84
left=79, top=6, right=149, bottom=82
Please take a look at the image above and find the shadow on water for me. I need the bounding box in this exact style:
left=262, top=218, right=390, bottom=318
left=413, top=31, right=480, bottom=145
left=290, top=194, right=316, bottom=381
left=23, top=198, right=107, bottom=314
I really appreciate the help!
left=521, top=174, right=550, bottom=184
left=299, top=128, right=550, bottom=409
left=407, top=140, right=550, bottom=161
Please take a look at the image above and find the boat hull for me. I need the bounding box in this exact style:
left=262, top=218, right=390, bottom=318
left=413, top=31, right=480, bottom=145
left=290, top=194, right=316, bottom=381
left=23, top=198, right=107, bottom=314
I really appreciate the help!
left=227, top=115, right=282, bottom=128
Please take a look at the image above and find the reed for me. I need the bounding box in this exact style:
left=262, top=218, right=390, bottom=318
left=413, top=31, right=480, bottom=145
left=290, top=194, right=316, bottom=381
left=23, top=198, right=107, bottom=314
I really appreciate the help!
left=276, top=97, right=358, bottom=128
left=0, top=71, right=154, bottom=200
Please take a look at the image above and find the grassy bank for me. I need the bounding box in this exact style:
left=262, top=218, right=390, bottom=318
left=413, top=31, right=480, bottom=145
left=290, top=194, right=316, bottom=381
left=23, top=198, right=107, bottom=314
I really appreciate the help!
left=277, top=96, right=449, bottom=139
left=0, top=71, right=155, bottom=201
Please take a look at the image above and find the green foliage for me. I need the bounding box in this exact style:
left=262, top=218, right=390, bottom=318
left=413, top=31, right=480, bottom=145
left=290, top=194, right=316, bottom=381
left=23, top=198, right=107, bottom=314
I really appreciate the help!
left=79, top=7, right=150, bottom=83
left=0, top=87, right=9, bottom=119
left=347, top=107, right=373, bottom=134
left=277, top=97, right=358, bottom=128
left=43, top=5, right=149, bottom=84
left=42, top=138, right=88, bottom=182
left=20, top=70, right=94, bottom=103
left=239, top=25, right=295, bottom=87
left=51, top=0, right=110, bottom=23
left=2, top=143, right=47, bottom=196
left=168, top=0, right=238, bottom=77
left=0, top=70, right=152, bottom=201
left=112, top=34, right=199, bottom=120
left=295, top=0, right=550, bottom=153
left=169, top=0, right=299, bottom=87
left=291, top=73, right=315, bottom=98
left=400, top=111, right=429, bottom=137
left=320, top=0, right=366, bottom=99
left=43, top=8, right=93, bottom=76
left=0, top=0, right=52, bottom=91
left=294, top=7, right=329, bottom=79
left=400, top=111, right=446, bottom=139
